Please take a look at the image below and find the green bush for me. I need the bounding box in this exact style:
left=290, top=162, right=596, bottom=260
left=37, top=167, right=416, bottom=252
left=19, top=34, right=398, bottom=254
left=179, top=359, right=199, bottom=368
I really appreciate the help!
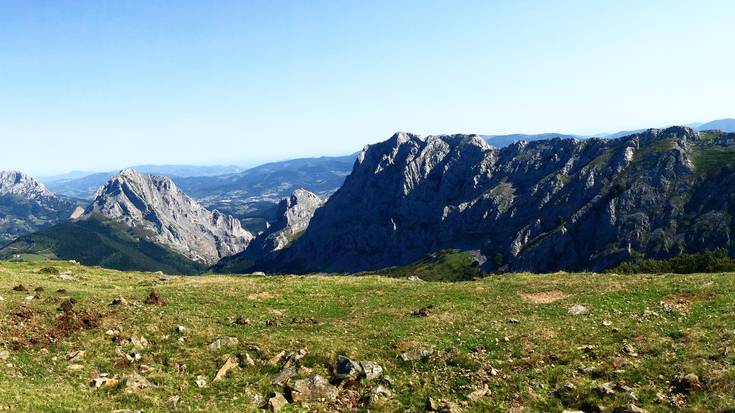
left=608, top=249, right=735, bottom=274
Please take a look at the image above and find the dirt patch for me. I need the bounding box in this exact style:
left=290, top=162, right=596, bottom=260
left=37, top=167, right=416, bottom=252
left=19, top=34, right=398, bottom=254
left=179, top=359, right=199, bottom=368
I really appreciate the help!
left=144, top=290, right=166, bottom=306
left=247, top=291, right=279, bottom=301
left=660, top=292, right=715, bottom=313
left=519, top=290, right=571, bottom=304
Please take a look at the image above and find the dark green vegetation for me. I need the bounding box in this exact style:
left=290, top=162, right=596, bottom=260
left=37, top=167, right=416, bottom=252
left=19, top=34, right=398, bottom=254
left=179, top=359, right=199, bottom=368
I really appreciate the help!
left=1, top=261, right=734, bottom=412
left=0, top=220, right=206, bottom=275
left=609, top=249, right=735, bottom=275
left=372, top=250, right=484, bottom=281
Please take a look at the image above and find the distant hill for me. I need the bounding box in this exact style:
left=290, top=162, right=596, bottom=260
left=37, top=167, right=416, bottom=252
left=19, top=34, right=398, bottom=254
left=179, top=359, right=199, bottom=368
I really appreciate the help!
left=482, top=133, right=587, bottom=147
left=696, top=118, right=735, bottom=132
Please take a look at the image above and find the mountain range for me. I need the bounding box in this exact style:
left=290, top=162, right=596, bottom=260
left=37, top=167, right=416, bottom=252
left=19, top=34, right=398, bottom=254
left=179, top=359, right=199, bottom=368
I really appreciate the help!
left=247, top=127, right=735, bottom=274
left=2, top=119, right=734, bottom=275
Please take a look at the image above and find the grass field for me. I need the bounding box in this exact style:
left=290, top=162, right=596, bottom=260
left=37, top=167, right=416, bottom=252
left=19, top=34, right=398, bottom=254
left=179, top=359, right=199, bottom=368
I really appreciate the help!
left=0, top=261, right=734, bottom=412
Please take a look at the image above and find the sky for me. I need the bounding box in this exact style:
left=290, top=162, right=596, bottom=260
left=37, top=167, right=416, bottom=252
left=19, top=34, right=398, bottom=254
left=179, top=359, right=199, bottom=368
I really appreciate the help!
left=0, top=0, right=733, bottom=175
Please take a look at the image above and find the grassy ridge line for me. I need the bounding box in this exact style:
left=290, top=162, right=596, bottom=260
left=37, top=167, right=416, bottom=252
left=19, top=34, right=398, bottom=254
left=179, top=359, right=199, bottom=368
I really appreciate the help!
left=0, top=261, right=733, bottom=412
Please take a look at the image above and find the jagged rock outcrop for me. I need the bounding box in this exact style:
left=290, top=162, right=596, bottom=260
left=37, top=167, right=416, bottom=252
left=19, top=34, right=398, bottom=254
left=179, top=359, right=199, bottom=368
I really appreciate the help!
left=258, top=127, right=735, bottom=273
left=0, top=171, right=77, bottom=243
left=251, top=189, right=323, bottom=253
left=82, top=169, right=253, bottom=264
left=214, top=189, right=323, bottom=272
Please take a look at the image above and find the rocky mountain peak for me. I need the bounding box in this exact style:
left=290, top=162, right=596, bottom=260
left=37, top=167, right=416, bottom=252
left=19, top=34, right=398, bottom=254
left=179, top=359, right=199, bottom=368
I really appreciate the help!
left=84, top=169, right=254, bottom=264
left=0, top=170, right=52, bottom=199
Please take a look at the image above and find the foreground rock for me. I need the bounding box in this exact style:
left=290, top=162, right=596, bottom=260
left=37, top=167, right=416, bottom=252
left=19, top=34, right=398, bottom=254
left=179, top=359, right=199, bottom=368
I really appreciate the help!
left=290, top=375, right=339, bottom=402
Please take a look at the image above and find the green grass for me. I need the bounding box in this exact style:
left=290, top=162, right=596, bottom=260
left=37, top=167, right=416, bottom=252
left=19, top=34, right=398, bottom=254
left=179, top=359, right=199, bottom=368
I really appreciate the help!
left=1, top=261, right=734, bottom=412
left=692, top=146, right=735, bottom=175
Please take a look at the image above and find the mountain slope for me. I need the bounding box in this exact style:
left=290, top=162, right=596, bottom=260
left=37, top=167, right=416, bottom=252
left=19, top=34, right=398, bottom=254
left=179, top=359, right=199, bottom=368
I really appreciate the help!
left=0, top=171, right=77, bottom=243
left=256, top=127, right=735, bottom=274
left=0, top=219, right=207, bottom=274
left=82, top=169, right=253, bottom=265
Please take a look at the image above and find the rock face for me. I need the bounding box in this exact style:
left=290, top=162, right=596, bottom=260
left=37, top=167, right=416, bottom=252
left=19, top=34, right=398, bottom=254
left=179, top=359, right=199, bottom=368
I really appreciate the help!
left=0, top=171, right=77, bottom=243
left=260, top=127, right=735, bottom=273
left=82, top=169, right=253, bottom=264
left=250, top=189, right=323, bottom=254
left=214, top=189, right=323, bottom=272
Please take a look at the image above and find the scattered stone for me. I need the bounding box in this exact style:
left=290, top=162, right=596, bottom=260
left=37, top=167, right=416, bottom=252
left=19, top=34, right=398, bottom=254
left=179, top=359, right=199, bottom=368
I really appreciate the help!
left=128, top=351, right=142, bottom=362
left=194, top=375, right=207, bottom=388
left=265, top=318, right=282, bottom=327
left=602, top=320, right=613, bottom=326
left=622, top=344, right=638, bottom=357
left=12, top=284, right=27, bottom=292
left=595, top=382, right=615, bottom=396
left=213, top=356, right=239, bottom=381
left=333, top=355, right=361, bottom=381
left=251, top=271, right=266, bottom=276
left=612, top=404, right=648, bottom=413
left=268, top=392, right=289, bottom=412
left=411, top=305, right=434, bottom=317
left=130, top=336, right=149, bottom=350
left=672, top=373, right=702, bottom=394
left=56, top=289, right=67, bottom=294
left=166, top=395, right=180, bottom=410
left=507, top=318, right=520, bottom=324
left=568, top=304, right=589, bottom=315
left=271, top=366, right=298, bottom=387
left=270, top=348, right=306, bottom=368
left=407, top=276, right=424, bottom=282
left=56, top=271, right=77, bottom=281
left=0, top=350, right=9, bottom=361
left=175, top=325, right=187, bottom=335
left=144, top=290, right=166, bottom=305
left=124, top=373, right=153, bottom=391
left=235, top=317, right=252, bottom=325
left=427, top=397, right=441, bottom=411
left=67, top=364, right=84, bottom=371
left=290, top=317, right=319, bottom=325
left=111, top=297, right=128, bottom=306
left=370, top=384, right=392, bottom=402
left=241, top=352, right=256, bottom=367
left=67, top=350, right=85, bottom=362
left=467, top=384, right=491, bottom=401
left=400, top=347, right=433, bottom=361
left=290, top=375, right=339, bottom=402
left=91, top=374, right=119, bottom=388
left=207, top=336, right=239, bottom=351
left=0, top=295, right=4, bottom=301
left=359, top=361, right=384, bottom=381
left=33, top=287, right=44, bottom=292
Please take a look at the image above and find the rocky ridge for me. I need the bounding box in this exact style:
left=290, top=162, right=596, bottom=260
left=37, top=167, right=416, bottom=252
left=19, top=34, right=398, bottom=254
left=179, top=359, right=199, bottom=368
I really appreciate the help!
left=0, top=171, right=77, bottom=243
left=257, top=127, right=735, bottom=273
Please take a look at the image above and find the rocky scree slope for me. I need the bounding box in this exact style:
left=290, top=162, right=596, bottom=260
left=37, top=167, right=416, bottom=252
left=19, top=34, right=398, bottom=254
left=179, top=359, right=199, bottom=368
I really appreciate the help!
left=82, top=169, right=253, bottom=264
left=257, top=127, right=735, bottom=273
left=0, top=171, right=77, bottom=243
left=215, top=189, right=323, bottom=272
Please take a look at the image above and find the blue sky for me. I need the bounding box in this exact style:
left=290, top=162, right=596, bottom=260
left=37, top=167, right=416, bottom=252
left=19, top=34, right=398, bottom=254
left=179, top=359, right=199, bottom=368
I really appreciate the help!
left=0, top=0, right=733, bottom=175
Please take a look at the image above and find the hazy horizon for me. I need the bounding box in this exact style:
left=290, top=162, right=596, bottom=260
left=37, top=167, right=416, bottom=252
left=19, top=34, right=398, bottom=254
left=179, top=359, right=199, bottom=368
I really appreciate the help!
left=2, top=0, right=734, bottom=175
